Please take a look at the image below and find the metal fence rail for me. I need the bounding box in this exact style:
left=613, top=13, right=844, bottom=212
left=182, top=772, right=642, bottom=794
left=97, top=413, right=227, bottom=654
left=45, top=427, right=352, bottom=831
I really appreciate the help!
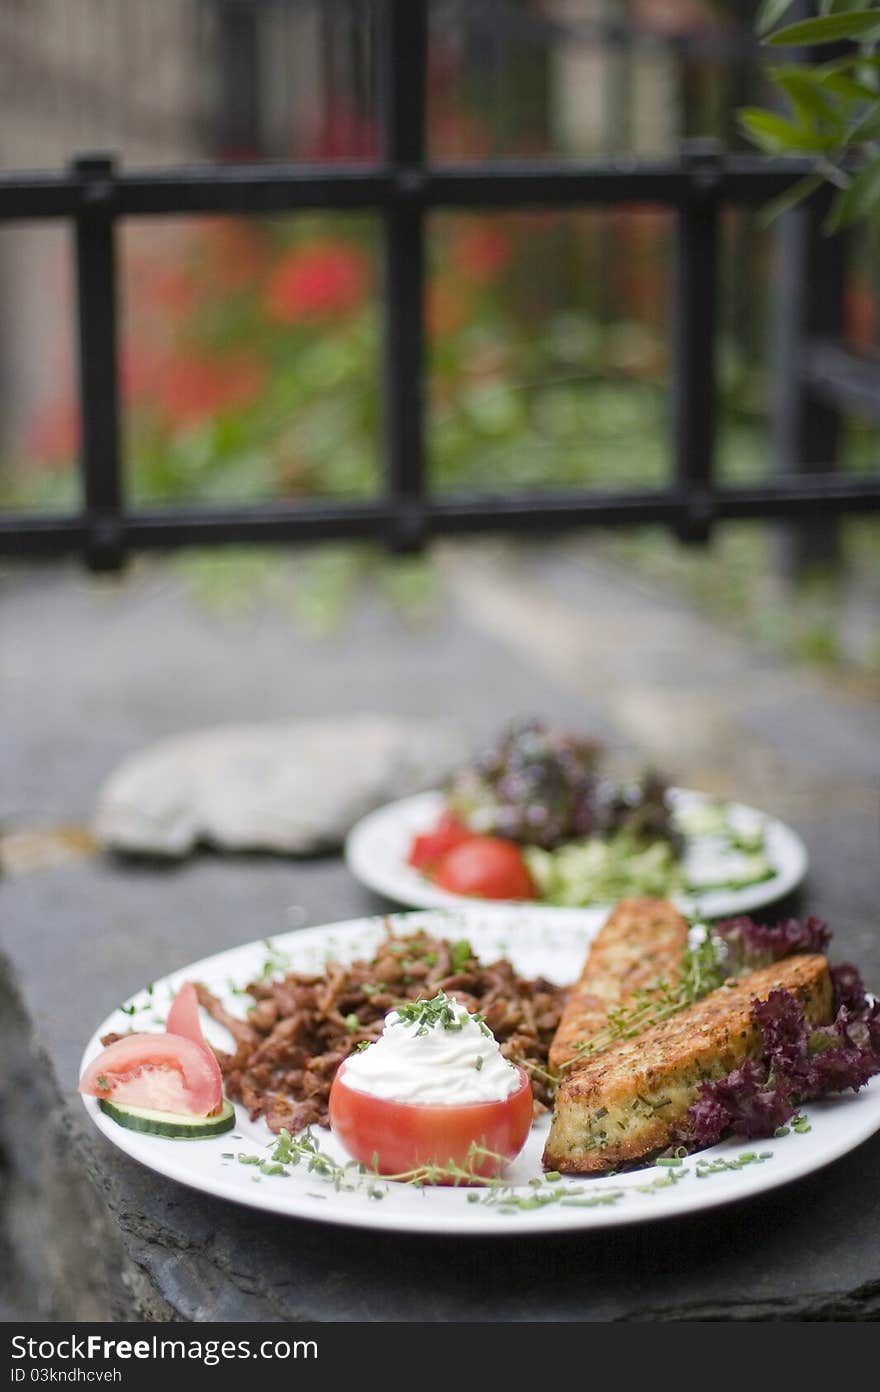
left=1, top=0, right=879, bottom=572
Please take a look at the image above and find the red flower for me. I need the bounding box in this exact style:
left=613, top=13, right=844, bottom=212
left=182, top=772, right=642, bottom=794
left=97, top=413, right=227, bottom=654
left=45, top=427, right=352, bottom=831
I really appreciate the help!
left=264, top=240, right=369, bottom=323
left=148, top=266, right=199, bottom=318
left=431, top=111, right=494, bottom=161
left=25, top=399, right=79, bottom=466
left=199, top=218, right=269, bottom=289
left=156, top=352, right=265, bottom=429
left=427, top=279, right=470, bottom=338
left=846, top=281, right=876, bottom=349
left=299, top=109, right=377, bottom=162
left=120, top=345, right=161, bottom=403
left=453, top=224, right=513, bottom=285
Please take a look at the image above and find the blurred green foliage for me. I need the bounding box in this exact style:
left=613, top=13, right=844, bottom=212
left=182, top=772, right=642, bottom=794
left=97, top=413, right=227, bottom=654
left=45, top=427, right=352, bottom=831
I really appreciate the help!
left=742, top=1, right=880, bottom=230
left=2, top=183, right=877, bottom=674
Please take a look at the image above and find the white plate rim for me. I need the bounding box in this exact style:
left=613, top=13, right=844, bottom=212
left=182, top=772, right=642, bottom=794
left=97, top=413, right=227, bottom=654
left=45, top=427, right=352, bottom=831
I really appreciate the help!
left=344, top=787, right=809, bottom=922
left=78, top=908, right=879, bottom=1237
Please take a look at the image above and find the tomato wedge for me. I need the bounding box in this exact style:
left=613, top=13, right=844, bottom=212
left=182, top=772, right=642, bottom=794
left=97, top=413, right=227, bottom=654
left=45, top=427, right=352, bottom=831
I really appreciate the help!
left=78, top=1032, right=223, bottom=1117
left=431, top=836, right=536, bottom=901
left=329, top=1064, right=532, bottom=1180
left=166, top=981, right=206, bottom=1047
left=407, top=811, right=473, bottom=871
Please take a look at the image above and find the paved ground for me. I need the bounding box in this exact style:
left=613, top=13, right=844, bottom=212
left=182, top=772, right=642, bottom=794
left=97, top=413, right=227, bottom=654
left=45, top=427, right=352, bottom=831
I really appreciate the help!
left=2, top=538, right=879, bottom=1320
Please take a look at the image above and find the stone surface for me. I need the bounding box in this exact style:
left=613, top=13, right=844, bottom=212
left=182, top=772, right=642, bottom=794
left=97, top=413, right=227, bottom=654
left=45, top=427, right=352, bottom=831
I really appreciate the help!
left=2, top=542, right=879, bottom=1322
left=93, top=715, right=466, bottom=856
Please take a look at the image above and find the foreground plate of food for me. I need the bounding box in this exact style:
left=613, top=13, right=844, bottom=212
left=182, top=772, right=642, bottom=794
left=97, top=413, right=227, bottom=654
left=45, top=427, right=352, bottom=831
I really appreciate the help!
left=79, top=908, right=880, bottom=1236
left=345, top=788, right=808, bottom=922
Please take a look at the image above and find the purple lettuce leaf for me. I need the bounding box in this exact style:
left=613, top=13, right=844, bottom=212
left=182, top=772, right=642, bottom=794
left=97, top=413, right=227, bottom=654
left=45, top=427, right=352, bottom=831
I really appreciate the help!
left=713, top=915, right=831, bottom=972
left=830, top=962, right=867, bottom=1013
left=683, top=982, right=880, bottom=1150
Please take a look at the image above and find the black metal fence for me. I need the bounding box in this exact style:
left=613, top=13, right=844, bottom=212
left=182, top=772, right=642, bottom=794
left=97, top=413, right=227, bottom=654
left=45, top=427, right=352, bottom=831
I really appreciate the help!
left=0, top=0, right=879, bottom=572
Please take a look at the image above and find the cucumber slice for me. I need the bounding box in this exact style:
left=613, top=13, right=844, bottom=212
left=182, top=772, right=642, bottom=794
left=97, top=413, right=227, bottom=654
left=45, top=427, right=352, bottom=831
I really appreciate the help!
left=98, top=1097, right=235, bottom=1139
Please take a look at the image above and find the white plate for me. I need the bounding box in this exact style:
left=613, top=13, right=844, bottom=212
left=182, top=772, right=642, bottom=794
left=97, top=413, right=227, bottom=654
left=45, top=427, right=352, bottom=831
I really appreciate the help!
left=345, top=788, right=809, bottom=924
left=80, top=908, right=879, bottom=1236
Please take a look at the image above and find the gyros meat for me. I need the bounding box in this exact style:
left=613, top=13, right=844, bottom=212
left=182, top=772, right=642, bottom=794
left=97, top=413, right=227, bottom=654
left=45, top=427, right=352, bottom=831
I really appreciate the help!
left=195, top=926, right=565, bottom=1135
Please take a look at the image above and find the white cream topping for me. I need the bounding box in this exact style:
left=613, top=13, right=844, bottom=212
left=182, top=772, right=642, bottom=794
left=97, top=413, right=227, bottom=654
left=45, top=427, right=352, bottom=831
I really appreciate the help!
left=339, top=993, right=521, bottom=1104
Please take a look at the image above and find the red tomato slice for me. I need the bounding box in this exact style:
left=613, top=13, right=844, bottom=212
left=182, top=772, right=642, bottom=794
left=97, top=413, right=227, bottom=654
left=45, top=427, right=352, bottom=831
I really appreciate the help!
left=166, top=981, right=206, bottom=1047
left=407, top=811, right=473, bottom=871
left=79, top=1033, right=223, bottom=1117
left=329, top=1064, right=532, bottom=1180
left=431, top=836, right=536, bottom=900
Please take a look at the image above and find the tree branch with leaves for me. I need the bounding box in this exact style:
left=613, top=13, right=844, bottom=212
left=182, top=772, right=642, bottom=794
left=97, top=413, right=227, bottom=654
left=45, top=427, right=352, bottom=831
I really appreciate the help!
left=740, top=0, right=880, bottom=229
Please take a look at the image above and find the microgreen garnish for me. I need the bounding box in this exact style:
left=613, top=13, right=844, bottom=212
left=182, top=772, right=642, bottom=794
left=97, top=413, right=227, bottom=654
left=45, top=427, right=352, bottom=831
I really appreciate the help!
left=694, top=1151, right=773, bottom=1178
left=449, top=939, right=475, bottom=974
left=96, top=1074, right=109, bottom=1090
left=344, top=1013, right=360, bottom=1033
left=393, top=992, right=469, bottom=1034
left=265, top=1130, right=625, bottom=1206
left=219, top=1123, right=793, bottom=1217
left=568, top=932, right=729, bottom=1064
left=257, top=938, right=291, bottom=982
left=636, top=1159, right=689, bottom=1194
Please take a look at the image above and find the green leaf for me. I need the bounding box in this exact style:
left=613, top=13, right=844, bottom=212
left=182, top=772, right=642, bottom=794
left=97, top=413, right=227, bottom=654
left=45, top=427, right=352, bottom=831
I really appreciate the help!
left=738, top=107, right=837, bottom=152
left=758, top=172, right=826, bottom=226
left=822, top=0, right=878, bottom=14
left=757, top=0, right=798, bottom=35
left=826, top=152, right=880, bottom=227
left=772, top=67, right=848, bottom=125
left=819, top=69, right=879, bottom=100
left=767, top=12, right=880, bottom=46
left=811, top=52, right=880, bottom=71
left=844, top=101, right=880, bottom=139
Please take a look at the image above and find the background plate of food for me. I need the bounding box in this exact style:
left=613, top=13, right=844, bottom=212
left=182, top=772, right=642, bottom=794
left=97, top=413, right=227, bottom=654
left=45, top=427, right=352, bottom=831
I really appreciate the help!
left=78, top=905, right=880, bottom=1236
left=345, top=721, right=808, bottom=921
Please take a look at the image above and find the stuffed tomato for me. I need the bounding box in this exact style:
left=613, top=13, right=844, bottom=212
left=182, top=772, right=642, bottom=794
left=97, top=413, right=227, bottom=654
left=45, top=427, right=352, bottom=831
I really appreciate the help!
left=328, top=990, right=533, bottom=1180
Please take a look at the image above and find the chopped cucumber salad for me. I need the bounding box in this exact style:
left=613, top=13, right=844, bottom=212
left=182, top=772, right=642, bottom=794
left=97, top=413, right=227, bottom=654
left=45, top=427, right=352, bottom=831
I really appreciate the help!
left=523, top=796, right=774, bottom=907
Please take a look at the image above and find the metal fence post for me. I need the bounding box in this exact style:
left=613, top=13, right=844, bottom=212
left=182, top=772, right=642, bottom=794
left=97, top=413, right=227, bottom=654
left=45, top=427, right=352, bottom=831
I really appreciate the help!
left=72, top=153, right=124, bottom=573
left=0, top=141, right=876, bottom=564
left=379, top=0, right=428, bottom=553
left=773, top=191, right=845, bottom=576
left=673, top=139, right=721, bottom=544
left=215, top=0, right=261, bottom=158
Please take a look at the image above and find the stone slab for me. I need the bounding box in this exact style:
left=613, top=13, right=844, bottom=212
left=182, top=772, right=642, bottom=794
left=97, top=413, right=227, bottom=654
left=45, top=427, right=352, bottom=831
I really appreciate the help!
left=3, top=546, right=879, bottom=1321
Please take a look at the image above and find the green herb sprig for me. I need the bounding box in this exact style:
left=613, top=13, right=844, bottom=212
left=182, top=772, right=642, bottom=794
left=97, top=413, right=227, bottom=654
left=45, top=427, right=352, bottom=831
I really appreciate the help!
left=694, top=1151, right=774, bottom=1179
left=257, top=937, right=292, bottom=983
left=223, top=1126, right=793, bottom=1216
left=449, top=939, right=475, bottom=974
left=248, top=1128, right=629, bottom=1212
left=568, top=931, right=728, bottom=1065
left=393, top=991, right=484, bottom=1036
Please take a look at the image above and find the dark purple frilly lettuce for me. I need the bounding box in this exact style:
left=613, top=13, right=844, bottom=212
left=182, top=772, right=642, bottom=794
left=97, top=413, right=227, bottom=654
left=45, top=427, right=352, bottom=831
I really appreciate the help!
left=712, top=914, right=831, bottom=972
left=685, top=955, right=880, bottom=1149
left=446, top=719, right=676, bottom=851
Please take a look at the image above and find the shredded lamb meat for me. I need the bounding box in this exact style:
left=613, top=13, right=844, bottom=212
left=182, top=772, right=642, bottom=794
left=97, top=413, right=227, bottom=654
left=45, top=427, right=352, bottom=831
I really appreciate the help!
left=195, top=926, right=565, bottom=1134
